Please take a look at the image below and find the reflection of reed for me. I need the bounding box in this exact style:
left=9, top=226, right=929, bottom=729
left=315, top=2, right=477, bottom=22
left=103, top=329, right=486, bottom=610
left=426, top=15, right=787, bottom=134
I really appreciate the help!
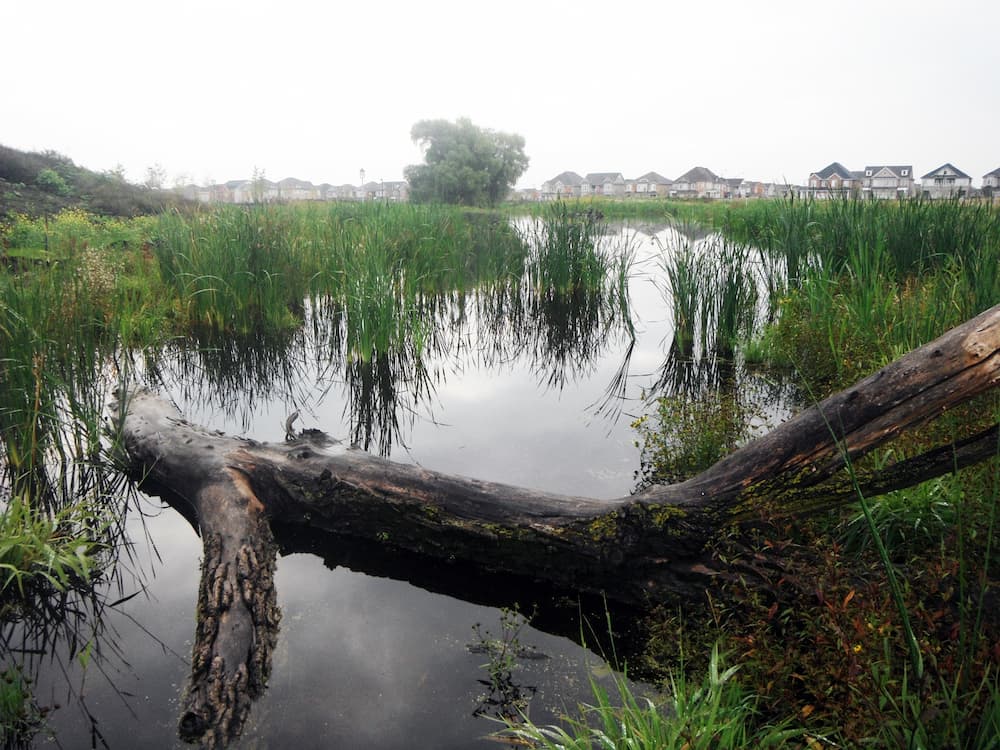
left=147, top=212, right=640, bottom=459
left=148, top=325, right=314, bottom=433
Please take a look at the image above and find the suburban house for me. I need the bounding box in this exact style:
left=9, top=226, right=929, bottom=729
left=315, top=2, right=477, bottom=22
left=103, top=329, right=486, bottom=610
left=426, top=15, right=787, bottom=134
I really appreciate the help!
left=861, top=165, right=915, bottom=199
left=277, top=177, right=320, bottom=202
left=806, top=162, right=861, bottom=199
left=377, top=181, right=410, bottom=202
left=581, top=172, right=626, bottom=197
left=672, top=167, right=726, bottom=199
left=921, top=163, right=972, bottom=199
left=541, top=171, right=584, bottom=199
left=982, top=167, right=1000, bottom=198
left=633, top=171, right=673, bottom=197
left=724, top=178, right=746, bottom=198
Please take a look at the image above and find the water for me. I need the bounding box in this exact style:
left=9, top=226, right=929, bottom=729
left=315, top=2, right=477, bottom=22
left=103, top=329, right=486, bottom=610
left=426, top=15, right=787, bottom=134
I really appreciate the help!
left=25, top=222, right=789, bottom=748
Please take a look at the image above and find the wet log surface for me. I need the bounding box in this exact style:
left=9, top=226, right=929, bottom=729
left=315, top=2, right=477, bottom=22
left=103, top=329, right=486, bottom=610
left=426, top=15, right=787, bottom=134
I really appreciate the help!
left=118, top=302, right=1000, bottom=746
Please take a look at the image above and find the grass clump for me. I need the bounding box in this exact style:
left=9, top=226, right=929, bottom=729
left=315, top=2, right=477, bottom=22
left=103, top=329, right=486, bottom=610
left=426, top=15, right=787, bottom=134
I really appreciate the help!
left=0, top=495, right=103, bottom=603
left=500, top=644, right=804, bottom=750
left=0, top=665, right=47, bottom=747
left=632, top=389, right=751, bottom=488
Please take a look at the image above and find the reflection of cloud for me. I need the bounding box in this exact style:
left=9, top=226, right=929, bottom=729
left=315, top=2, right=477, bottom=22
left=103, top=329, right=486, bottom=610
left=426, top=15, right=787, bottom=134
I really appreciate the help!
left=258, top=553, right=627, bottom=748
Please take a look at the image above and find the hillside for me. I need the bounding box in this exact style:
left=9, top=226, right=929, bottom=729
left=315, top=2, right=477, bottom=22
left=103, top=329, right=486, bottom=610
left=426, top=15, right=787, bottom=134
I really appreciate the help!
left=0, top=144, right=187, bottom=219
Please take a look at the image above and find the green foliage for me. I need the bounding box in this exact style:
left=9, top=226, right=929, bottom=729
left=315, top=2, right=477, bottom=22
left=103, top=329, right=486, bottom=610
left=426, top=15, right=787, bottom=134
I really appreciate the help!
left=1, top=143, right=184, bottom=218
left=726, top=197, right=1000, bottom=393
left=405, top=118, right=528, bottom=206
left=633, top=390, right=751, bottom=488
left=839, top=472, right=958, bottom=560
left=657, top=231, right=759, bottom=357
left=0, top=665, right=46, bottom=746
left=0, top=495, right=103, bottom=602
left=34, top=169, right=71, bottom=197
left=471, top=606, right=540, bottom=721
left=500, top=644, right=804, bottom=750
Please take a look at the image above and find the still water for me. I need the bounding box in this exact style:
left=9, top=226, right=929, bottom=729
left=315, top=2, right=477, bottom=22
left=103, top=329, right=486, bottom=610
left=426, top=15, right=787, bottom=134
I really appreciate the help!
left=29, top=222, right=782, bottom=748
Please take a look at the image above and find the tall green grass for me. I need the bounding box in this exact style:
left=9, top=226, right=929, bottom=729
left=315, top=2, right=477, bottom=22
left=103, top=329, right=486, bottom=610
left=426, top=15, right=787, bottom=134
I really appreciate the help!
left=657, top=228, right=759, bottom=360
left=500, top=644, right=804, bottom=749
left=723, top=196, right=1000, bottom=388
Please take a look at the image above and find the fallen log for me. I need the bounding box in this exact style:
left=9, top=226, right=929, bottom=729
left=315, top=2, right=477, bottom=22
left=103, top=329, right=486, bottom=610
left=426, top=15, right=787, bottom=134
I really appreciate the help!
left=118, top=302, right=1000, bottom=746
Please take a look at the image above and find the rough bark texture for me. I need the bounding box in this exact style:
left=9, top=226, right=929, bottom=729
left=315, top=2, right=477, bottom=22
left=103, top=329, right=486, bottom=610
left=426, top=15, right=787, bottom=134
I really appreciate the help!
left=118, top=302, right=1000, bottom=746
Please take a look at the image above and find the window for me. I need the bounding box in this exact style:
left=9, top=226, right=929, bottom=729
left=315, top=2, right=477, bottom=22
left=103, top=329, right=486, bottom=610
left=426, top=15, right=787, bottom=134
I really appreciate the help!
left=901, top=169, right=908, bottom=176
left=865, top=169, right=873, bottom=176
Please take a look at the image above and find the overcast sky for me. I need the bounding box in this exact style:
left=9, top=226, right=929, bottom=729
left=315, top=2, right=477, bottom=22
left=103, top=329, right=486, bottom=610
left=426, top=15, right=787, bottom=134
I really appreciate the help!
left=4, top=0, right=999, bottom=190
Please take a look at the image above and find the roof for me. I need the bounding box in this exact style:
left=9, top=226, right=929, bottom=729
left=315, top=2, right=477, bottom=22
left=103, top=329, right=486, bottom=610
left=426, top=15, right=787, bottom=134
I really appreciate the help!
left=636, top=171, right=672, bottom=184
left=546, top=171, right=583, bottom=186
left=725, top=178, right=744, bottom=187
left=584, top=172, right=624, bottom=183
left=863, top=165, right=913, bottom=177
left=921, top=163, right=971, bottom=180
left=811, top=162, right=854, bottom=180
left=675, top=166, right=719, bottom=183
left=278, top=177, right=315, bottom=189
left=983, top=167, right=1000, bottom=178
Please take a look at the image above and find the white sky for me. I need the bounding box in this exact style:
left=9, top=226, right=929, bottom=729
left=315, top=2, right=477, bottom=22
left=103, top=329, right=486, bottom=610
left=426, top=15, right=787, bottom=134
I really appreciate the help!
left=4, top=0, right=999, bottom=189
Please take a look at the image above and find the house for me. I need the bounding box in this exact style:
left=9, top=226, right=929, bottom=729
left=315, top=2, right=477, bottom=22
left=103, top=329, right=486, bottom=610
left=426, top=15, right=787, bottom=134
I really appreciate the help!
left=861, top=165, right=915, bottom=199
left=807, top=162, right=861, bottom=199
left=763, top=183, right=795, bottom=199
left=724, top=178, right=745, bottom=198
left=229, top=180, right=254, bottom=203
left=378, top=181, right=410, bottom=202
left=209, top=183, right=233, bottom=203
left=277, top=177, right=320, bottom=202
left=921, top=163, right=972, bottom=199
left=581, top=172, right=626, bottom=197
left=174, top=184, right=213, bottom=203
left=541, top=171, right=584, bottom=199
left=982, top=167, right=1000, bottom=198
left=672, top=167, right=726, bottom=199
left=634, top=171, right=673, bottom=197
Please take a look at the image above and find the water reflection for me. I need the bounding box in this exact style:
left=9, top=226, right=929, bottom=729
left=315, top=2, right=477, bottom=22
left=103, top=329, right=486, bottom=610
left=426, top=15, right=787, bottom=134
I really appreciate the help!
left=150, top=245, right=638, bottom=457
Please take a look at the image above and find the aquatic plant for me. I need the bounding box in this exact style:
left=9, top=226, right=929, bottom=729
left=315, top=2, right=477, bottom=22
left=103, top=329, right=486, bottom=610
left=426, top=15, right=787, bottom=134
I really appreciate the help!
left=500, top=643, right=804, bottom=750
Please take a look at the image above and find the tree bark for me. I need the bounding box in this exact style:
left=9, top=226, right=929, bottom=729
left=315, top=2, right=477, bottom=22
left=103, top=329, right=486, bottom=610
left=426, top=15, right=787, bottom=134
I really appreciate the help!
left=117, top=302, right=1000, bottom=745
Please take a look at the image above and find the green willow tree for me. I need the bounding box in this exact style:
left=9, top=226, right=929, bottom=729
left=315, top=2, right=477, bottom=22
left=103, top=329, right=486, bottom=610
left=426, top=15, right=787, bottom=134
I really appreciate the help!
left=404, top=118, right=528, bottom=206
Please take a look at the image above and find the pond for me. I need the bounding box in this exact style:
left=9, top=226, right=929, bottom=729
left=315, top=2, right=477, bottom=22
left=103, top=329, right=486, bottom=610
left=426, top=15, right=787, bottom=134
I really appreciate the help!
left=20, top=221, right=791, bottom=748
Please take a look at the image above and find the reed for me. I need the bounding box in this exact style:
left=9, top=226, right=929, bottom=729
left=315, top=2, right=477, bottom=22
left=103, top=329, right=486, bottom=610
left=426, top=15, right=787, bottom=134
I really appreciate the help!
left=657, top=228, right=761, bottom=361
left=724, top=197, right=1000, bottom=388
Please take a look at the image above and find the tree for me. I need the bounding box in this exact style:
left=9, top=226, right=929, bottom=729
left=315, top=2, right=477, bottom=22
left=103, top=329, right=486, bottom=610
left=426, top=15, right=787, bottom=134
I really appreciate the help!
left=143, top=163, right=167, bottom=190
left=404, top=118, right=528, bottom=206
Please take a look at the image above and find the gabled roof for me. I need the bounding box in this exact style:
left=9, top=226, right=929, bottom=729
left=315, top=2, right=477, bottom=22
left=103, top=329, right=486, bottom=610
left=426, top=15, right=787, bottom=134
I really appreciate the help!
left=637, top=171, right=672, bottom=184
left=983, top=167, right=1000, bottom=178
left=921, top=163, right=971, bottom=179
left=725, top=178, right=744, bottom=187
left=584, top=172, right=624, bottom=183
left=546, top=171, right=583, bottom=186
left=864, top=165, right=913, bottom=177
left=675, top=166, right=719, bottom=183
left=278, top=177, right=315, bottom=189
left=811, top=162, right=853, bottom=180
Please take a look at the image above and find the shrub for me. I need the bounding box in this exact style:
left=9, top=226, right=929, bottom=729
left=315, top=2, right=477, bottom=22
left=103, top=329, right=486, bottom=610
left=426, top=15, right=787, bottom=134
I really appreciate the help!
left=34, top=168, right=71, bottom=197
